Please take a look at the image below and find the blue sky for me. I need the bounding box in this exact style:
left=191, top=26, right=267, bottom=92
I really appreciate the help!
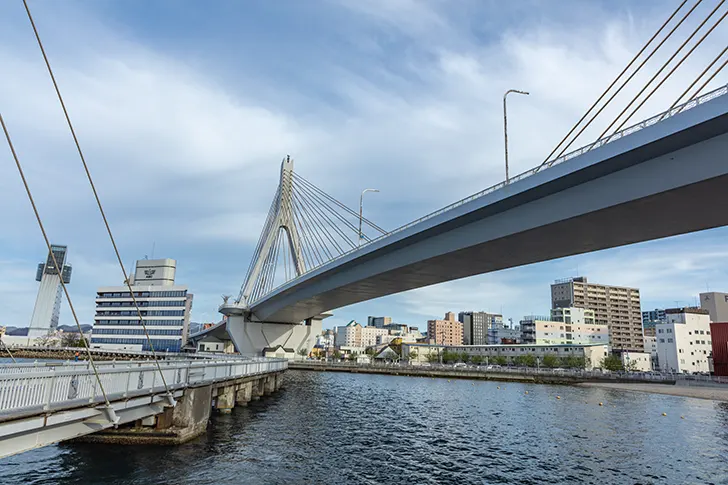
left=1, top=0, right=727, bottom=331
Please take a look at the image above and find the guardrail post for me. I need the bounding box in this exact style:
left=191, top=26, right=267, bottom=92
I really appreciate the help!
left=42, top=368, right=55, bottom=411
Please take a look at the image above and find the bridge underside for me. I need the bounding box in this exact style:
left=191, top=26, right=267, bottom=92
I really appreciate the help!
left=249, top=102, right=728, bottom=324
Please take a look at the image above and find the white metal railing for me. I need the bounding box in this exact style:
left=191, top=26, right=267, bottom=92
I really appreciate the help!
left=250, top=83, right=728, bottom=305
left=0, top=357, right=287, bottom=419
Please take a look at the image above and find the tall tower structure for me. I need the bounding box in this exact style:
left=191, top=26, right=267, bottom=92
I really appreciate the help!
left=28, top=245, right=72, bottom=339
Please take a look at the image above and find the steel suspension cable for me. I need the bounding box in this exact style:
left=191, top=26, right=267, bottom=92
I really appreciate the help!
left=597, top=0, right=726, bottom=140
left=686, top=56, right=728, bottom=101
left=293, top=181, right=360, bottom=248
left=22, top=0, right=174, bottom=401
left=666, top=45, right=728, bottom=114
left=545, top=0, right=705, bottom=167
left=294, top=188, right=349, bottom=254
left=291, top=191, right=336, bottom=260
left=292, top=178, right=372, bottom=243
left=292, top=173, right=387, bottom=234
left=0, top=338, right=17, bottom=363
left=291, top=195, right=322, bottom=267
left=1, top=112, right=114, bottom=415
left=293, top=191, right=338, bottom=260
left=291, top=198, right=324, bottom=267
left=294, top=182, right=358, bottom=249
left=540, top=0, right=690, bottom=165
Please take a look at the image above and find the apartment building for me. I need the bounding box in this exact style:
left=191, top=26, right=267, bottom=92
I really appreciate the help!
left=551, top=276, right=643, bottom=352
left=520, top=310, right=608, bottom=346
left=427, top=312, right=463, bottom=346
left=458, top=311, right=503, bottom=345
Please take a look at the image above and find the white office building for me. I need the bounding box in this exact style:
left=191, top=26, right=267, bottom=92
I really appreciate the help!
left=335, top=321, right=388, bottom=348
left=655, top=307, right=712, bottom=374
left=28, top=245, right=72, bottom=340
left=90, top=259, right=193, bottom=352
left=521, top=310, right=608, bottom=346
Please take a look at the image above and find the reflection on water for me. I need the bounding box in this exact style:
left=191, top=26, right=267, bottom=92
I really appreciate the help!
left=2, top=370, right=728, bottom=484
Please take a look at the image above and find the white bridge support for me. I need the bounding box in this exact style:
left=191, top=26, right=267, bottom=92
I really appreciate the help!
left=223, top=313, right=326, bottom=358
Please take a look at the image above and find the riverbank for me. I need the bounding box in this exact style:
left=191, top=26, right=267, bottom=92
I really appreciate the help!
left=288, top=361, right=674, bottom=386
left=577, top=382, right=728, bottom=402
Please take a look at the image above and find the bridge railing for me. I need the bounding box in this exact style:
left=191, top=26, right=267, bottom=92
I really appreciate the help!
left=253, top=83, right=728, bottom=303
left=0, top=357, right=287, bottom=421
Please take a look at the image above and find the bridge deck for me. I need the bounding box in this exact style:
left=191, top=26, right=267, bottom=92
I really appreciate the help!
left=244, top=84, right=728, bottom=324
left=0, top=357, right=286, bottom=458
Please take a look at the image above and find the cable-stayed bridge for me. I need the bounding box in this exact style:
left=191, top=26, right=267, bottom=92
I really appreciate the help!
left=219, top=84, right=728, bottom=355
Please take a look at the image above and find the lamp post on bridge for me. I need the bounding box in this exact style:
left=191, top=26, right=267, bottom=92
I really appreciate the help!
left=503, top=89, right=530, bottom=184
left=359, top=188, right=380, bottom=246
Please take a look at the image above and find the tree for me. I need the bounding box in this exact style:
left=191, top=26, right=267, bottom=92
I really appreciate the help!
left=513, top=355, right=528, bottom=367
left=408, top=350, right=418, bottom=362
left=493, top=356, right=508, bottom=366
left=426, top=352, right=439, bottom=363
left=297, top=348, right=308, bottom=360
left=541, top=354, right=560, bottom=368
left=459, top=352, right=471, bottom=363
left=471, top=355, right=484, bottom=365
left=625, top=359, right=639, bottom=372
left=442, top=350, right=459, bottom=364
left=61, top=332, right=86, bottom=348
left=562, top=356, right=587, bottom=369
left=331, top=349, right=342, bottom=360
left=34, top=333, right=56, bottom=347
left=522, top=354, right=537, bottom=367
left=600, top=355, right=624, bottom=372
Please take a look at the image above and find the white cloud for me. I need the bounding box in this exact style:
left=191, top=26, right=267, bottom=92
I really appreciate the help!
left=2, top=0, right=727, bottom=331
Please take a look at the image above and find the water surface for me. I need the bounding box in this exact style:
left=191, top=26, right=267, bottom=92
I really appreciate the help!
left=2, top=370, right=727, bottom=484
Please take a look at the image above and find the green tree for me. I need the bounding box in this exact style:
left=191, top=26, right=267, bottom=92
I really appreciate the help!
left=541, top=354, right=560, bottom=368
left=61, top=333, right=86, bottom=348
left=297, top=348, right=308, bottom=360
left=442, top=350, right=459, bottom=364
left=493, top=356, right=508, bottom=366
left=408, top=350, right=418, bottom=362
left=459, top=352, right=471, bottom=363
left=563, top=356, right=587, bottom=369
left=470, top=355, right=484, bottom=365
left=426, top=352, right=439, bottom=363
left=331, top=349, right=342, bottom=360
left=600, top=355, right=624, bottom=371
left=513, top=355, right=528, bottom=367
left=522, top=354, right=537, bottom=367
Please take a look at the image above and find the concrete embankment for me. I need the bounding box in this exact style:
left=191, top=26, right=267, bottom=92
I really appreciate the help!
left=288, top=362, right=653, bottom=386
left=576, top=382, right=728, bottom=402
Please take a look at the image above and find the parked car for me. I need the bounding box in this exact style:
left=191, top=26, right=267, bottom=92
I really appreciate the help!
left=453, top=362, right=467, bottom=368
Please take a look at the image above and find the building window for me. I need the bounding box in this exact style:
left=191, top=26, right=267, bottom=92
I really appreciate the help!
left=659, top=339, right=665, bottom=343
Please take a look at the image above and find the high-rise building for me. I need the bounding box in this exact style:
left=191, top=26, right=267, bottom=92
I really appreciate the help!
left=655, top=307, right=711, bottom=374
left=28, top=245, right=72, bottom=340
left=551, top=277, right=643, bottom=352
left=427, top=312, right=463, bottom=346
left=700, top=292, right=728, bottom=322
left=367, top=316, right=392, bottom=328
left=90, top=259, right=192, bottom=352
left=458, top=311, right=503, bottom=345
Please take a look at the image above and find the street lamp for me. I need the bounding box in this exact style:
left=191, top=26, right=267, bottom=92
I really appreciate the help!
left=503, top=89, right=530, bottom=184
left=358, top=188, right=379, bottom=246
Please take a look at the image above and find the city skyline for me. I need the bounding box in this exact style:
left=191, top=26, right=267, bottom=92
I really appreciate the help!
left=1, top=0, right=727, bottom=331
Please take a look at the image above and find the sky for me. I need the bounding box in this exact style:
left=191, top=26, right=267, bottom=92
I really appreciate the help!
left=1, top=0, right=727, bottom=332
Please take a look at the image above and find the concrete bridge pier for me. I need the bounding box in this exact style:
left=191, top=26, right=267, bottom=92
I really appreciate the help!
left=69, top=371, right=286, bottom=446
left=235, top=382, right=253, bottom=406
left=215, top=386, right=236, bottom=414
